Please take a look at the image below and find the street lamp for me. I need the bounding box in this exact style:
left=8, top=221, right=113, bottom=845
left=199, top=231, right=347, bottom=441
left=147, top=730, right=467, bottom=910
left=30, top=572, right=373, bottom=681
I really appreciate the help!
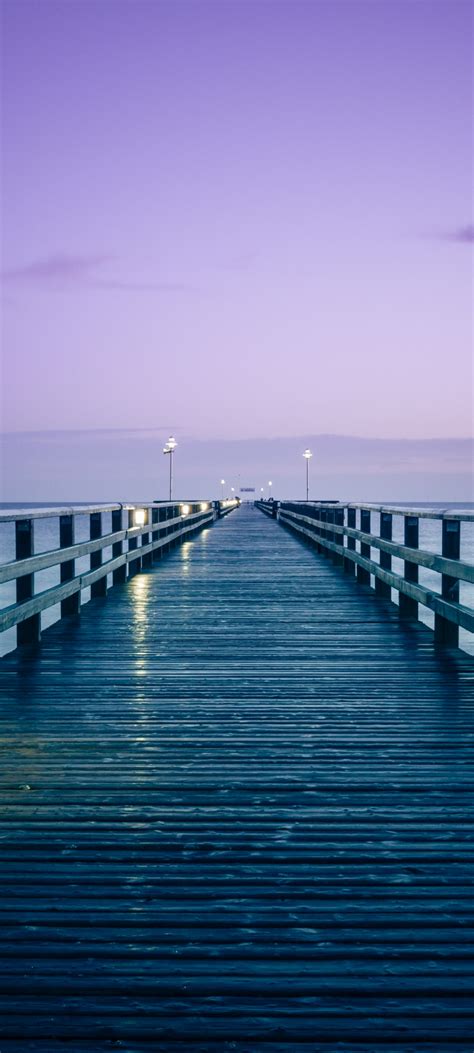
left=163, top=436, right=177, bottom=500
left=303, top=448, right=313, bottom=501
left=220, top=479, right=225, bottom=500
left=268, top=480, right=273, bottom=500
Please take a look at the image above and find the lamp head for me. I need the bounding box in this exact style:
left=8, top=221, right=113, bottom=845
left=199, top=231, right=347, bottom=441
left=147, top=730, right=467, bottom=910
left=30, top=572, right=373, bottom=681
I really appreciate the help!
left=134, top=508, right=146, bottom=527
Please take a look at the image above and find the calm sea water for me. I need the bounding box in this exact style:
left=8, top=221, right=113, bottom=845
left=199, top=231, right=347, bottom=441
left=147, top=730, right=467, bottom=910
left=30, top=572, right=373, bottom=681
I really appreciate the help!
left=1, top=502, right=473, bottom=657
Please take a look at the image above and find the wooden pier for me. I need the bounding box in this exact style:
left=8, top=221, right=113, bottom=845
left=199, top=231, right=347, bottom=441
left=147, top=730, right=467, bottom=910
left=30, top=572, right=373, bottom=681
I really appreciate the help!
left=0, top=501, right=473, bottom=1050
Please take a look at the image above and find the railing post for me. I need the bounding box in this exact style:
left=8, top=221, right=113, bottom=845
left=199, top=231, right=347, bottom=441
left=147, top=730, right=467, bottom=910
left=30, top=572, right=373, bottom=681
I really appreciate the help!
left=112, top=508, right=126, bottom=585
left=399, top=515, right=418, bottom=619
left=376, top=512, right=392, bottom=599
left=357, top=510, right=371, bottom=585
left=90, top=512, right=107, bottom=598
left=435, top=519, right=460, bottom=647
left=156, top=506, right=166, bottom=557
left=321, top=509, right=329, bottom=551
left=141, top=509, right=152, bottom=566
left=60, top=514, right=80, bottom=617
left=334, top=508, right=344, bottom=565
left=152, top=508, right=160, bottom=560
left=345, top=507, right=356, bottom=574
left=309, top=506, right=318, bottom=548
left=127, top=509, right=140, bottom=575
left=16, top=519, right=41, bottom=646
left=328, top=509, right=335, bottom=554
left=173, top=504, right=180, bottom=541
left=314, top=506, right=322, bottom=552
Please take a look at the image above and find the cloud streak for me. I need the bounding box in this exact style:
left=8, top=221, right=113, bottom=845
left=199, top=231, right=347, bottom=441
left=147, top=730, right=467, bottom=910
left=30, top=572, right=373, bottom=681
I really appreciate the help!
left=1, top=253, right=191, bottom=292
left=444, top=225, right=474, bottom=244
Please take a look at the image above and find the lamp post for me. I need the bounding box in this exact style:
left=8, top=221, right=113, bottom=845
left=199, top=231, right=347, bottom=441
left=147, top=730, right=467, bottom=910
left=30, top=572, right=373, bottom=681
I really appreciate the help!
left=163, top=436, right=177, bottom=500
left=268, top=480, right=273, bottom=500
left=221, top=479, right=225, bottom=500
left=303, top=448, right=313, bottom=501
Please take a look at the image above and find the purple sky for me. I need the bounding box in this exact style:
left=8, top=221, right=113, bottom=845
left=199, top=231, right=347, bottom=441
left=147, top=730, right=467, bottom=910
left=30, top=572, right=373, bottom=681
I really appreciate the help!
left=1, top=0, right=473, bottom=455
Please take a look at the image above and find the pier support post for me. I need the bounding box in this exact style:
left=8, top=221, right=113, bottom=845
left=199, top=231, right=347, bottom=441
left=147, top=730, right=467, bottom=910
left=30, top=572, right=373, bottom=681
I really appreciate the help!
left=334, top=508, right=344, bottom=565
left=128, top=510, right=142, bottom=576
left=152, top=509, right=160, bottom=560
left=344, top=508, right=356, bottom=574
left=376, top=512, right=392, bottom=599
left=321, top=509, right=329, bottom=552
left=141, top=509, right=152, bottom=566
left=16, top=519, right=41, bottom=646
left=90, top=512, right=107, bottom=598
left=399, top=516, right=418, bottom=619
left=357, top=510, right=371, bottom=585
left=434, top=520, right=460, bottom=647
left=112, top=509, right=126, bottom=585
left=60, top=514, right=80, bottom=616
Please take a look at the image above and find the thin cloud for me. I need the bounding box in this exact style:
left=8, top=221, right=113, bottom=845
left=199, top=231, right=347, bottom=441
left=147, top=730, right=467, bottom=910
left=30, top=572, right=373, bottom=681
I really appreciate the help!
left=444, top=225, right=474, bottom=244
left=1, top=253, right=111, bottom=284
left=215, top=251, right=257, bottom=271
left=95, top=279, right=191, bottom=293
left=1, top=253, right=192, bottom=292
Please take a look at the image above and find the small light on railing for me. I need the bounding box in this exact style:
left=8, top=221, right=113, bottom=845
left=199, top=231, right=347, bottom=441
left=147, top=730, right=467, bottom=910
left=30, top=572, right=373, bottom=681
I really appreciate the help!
left=134, top=508, right=146, bottom=527
left=200, top=502, right=209, bottom=511
left=181, top=504, right=191, bottom=516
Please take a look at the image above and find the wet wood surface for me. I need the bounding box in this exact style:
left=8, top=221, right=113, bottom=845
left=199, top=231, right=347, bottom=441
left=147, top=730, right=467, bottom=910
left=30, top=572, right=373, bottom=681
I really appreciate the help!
left=0, top=504, right=473, bottom=1051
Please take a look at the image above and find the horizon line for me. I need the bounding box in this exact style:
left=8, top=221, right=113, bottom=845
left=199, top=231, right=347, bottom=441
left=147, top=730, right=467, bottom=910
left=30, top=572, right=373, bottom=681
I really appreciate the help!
left=1, top=428, right=474, bottom=443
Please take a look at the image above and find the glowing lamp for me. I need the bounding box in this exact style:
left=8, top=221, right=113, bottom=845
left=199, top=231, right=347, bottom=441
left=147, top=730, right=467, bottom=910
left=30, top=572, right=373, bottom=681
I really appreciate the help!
left=181, top=504, right=191, bottom=516
left=134, top=508, right=146, bottom=527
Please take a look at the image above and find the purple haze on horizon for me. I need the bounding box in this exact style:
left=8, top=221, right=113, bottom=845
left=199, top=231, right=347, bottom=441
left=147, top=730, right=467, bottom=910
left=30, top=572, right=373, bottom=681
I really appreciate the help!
left=1, top=0, right=472, bottom=456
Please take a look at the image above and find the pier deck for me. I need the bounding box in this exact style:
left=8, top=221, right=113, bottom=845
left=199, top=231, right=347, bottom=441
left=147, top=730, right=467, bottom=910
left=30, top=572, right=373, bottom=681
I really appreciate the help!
left=0, top=504, right=473, bottom=1050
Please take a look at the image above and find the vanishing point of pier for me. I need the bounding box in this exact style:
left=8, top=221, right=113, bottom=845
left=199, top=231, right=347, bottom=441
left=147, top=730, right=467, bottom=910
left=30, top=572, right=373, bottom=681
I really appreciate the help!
left=0, top=499, right=473, bottom=1050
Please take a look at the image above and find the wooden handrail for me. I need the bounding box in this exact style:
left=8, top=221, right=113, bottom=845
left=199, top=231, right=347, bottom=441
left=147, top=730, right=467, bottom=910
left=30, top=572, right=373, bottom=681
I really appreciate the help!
left=0, top=502, right=225, bottom=647
left=0, top=510, right=207, bottom=583
left=0, top=500, right=217, bottom=523
left=273, top=508, right=474, bottom=585
left=256, top=500, right=474, bottom=647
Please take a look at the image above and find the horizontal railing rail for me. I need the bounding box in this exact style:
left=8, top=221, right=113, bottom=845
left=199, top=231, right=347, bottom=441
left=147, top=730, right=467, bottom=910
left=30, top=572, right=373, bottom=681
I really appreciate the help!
left=0, top=499, right=238, bottom=650
left=256, top=500, right=474, bottom=647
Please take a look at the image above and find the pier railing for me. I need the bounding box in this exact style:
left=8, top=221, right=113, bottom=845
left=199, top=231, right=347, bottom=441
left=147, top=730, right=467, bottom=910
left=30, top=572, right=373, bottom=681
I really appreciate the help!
left=0, top=499, right=238, bottom=649
left=256, top=500, right=474, bottom=648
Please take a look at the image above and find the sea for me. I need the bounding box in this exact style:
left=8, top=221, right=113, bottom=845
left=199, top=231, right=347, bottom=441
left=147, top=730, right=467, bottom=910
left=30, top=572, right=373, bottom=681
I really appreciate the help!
left=0, top=502, right=473, bottom=658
